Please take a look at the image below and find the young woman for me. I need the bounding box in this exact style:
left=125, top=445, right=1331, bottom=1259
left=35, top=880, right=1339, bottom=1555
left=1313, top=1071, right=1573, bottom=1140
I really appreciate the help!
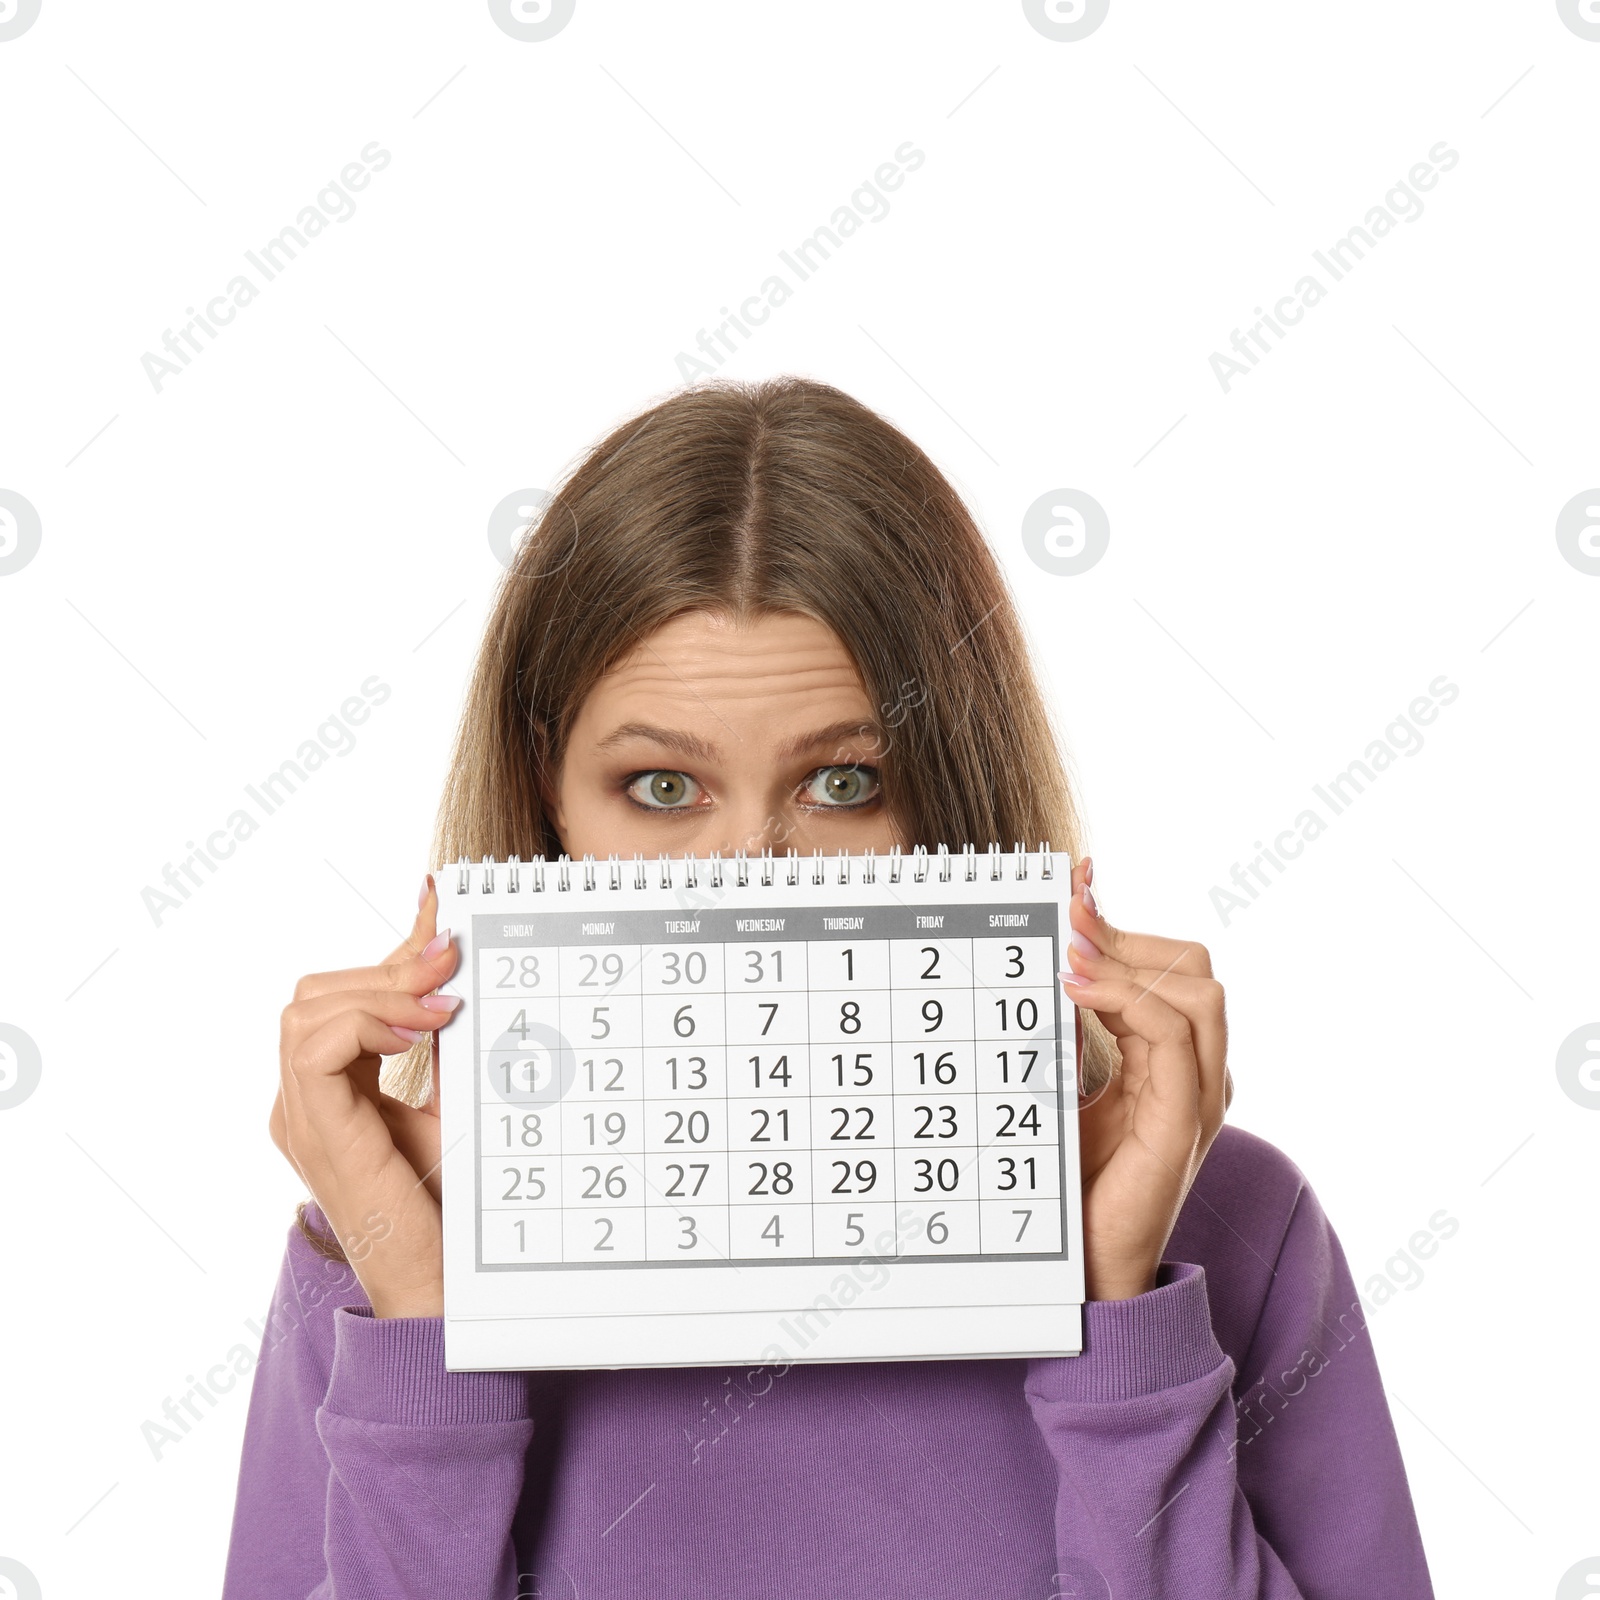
left=224, top=377, right=1435, bottom=1598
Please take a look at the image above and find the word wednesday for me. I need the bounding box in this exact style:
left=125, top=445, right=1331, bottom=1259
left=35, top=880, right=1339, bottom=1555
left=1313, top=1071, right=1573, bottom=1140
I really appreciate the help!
left=1209, top=141, right=1460, bottom=393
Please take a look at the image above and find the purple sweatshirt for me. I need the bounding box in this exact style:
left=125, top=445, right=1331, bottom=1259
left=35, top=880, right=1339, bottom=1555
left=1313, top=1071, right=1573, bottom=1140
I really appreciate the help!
left=221, top=1123, right=1434, bottom=1598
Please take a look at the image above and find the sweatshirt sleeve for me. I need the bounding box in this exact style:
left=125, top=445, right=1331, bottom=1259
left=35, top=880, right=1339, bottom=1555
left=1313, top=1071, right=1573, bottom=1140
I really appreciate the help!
left=222, top=1221, right=536, bottom=1599
left=1023, top=1181, right=1436, bottom=1598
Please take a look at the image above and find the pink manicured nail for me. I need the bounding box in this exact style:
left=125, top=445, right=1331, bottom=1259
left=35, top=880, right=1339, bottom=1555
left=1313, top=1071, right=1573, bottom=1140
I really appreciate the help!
left=390, top=1026, right=423, bottom=1044
left=1083, top=855, right=1094, bottom=885
left=421, top=929, right=451, bottom=962
left=1081, top=880, right=1099, bottom=917
left=419, top=992, right=460, bottom=1012
left=1059, top=968, right=1088, bottom=988
left=1069, top=930, right=1100, bottom=960
left=418, top=873, right=434, bottom=910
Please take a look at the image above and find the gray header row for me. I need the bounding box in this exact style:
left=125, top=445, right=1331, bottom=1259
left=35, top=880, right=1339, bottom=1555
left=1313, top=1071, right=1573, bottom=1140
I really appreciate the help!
left=471, top=902, right=1060, bottom=948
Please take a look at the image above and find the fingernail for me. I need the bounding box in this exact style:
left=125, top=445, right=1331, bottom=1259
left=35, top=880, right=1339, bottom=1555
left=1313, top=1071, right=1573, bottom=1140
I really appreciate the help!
left=1083, top=855, right=1094, bottom=886
left=1081, top=880, right=1099, bottom=917
left=421, top=929, right=451, bottom=962
left=1069, top=930, right=1100, bottom=960
left=390, top=1025, right=423, bottom=1044
left=1059, top=968, right=1088, bottom=988
left=419, top=873, right=434, bottom=911
left=419, top=992, right=460, bottom=1012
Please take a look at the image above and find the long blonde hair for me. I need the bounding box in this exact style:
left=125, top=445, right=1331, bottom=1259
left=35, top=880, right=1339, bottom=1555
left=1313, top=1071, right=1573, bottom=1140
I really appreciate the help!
left=299, top=375, right=1119, bottom=1259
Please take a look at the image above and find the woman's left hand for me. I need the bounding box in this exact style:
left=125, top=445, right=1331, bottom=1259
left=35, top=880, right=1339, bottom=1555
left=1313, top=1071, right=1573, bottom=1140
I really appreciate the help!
left=1060, top=857, right=1233, bottom=1300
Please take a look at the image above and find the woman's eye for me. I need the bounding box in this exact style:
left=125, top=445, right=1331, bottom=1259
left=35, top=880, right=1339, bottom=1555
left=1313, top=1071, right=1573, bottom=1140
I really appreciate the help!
left=625, top=770, right=702, bottom=810
left=804, top=765, right=880, bottom=807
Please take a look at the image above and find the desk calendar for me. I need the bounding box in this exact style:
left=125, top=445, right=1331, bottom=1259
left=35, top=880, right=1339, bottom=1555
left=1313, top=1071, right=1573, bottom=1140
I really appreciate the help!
left=434, top=844, right=1085, bottom=1370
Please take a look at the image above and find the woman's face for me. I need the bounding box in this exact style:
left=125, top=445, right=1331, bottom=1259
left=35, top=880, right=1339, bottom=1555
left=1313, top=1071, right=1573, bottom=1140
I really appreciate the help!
left=544, top=610, right=906, bottom=860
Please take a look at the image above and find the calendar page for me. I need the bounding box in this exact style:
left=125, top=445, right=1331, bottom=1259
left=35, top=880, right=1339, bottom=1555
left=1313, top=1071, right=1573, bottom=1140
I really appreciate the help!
left=434, top=845, right=1085, bottom=1370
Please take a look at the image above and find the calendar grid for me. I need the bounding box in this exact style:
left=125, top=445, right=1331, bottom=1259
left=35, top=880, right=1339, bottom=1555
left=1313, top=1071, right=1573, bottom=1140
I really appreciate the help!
left=469, top=898, right=1071, bottom=1274
left=799, top=964, right=816, bottom=1261
left=718, top=979, right=734, bottom=1251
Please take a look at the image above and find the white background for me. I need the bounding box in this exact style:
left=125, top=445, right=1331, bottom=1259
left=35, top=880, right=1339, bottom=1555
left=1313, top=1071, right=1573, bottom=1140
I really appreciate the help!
left=2, top=2, right=1597, bottom=1595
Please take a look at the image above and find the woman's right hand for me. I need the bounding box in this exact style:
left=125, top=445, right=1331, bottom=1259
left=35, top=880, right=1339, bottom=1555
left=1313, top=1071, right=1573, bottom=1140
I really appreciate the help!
left=268, top=875, right=459, bottom=1318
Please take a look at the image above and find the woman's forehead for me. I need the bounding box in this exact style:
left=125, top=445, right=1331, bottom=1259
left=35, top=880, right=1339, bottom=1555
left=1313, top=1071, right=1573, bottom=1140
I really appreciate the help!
left=571, top=612, right=880, bottom=755
left=595, top=611, right=864, bottom=700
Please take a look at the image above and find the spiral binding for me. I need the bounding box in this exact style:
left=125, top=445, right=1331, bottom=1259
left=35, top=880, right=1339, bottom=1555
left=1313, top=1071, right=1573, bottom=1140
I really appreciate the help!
left=448, top=842, right=1054, bottom=895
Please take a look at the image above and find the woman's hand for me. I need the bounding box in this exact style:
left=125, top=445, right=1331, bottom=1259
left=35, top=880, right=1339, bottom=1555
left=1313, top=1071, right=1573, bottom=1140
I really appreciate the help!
left=1061, top=857, right=1233, bottom=1301
left=268, top=875, right=459, bottom=1318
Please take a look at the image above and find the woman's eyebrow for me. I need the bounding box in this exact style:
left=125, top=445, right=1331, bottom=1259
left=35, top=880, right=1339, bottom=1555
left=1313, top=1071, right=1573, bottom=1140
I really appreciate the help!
left=591, top=718, right=884, bottom=764
left=773, top=719, right=886, bottom=762
left=592, top=722, right=720, bottom=762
